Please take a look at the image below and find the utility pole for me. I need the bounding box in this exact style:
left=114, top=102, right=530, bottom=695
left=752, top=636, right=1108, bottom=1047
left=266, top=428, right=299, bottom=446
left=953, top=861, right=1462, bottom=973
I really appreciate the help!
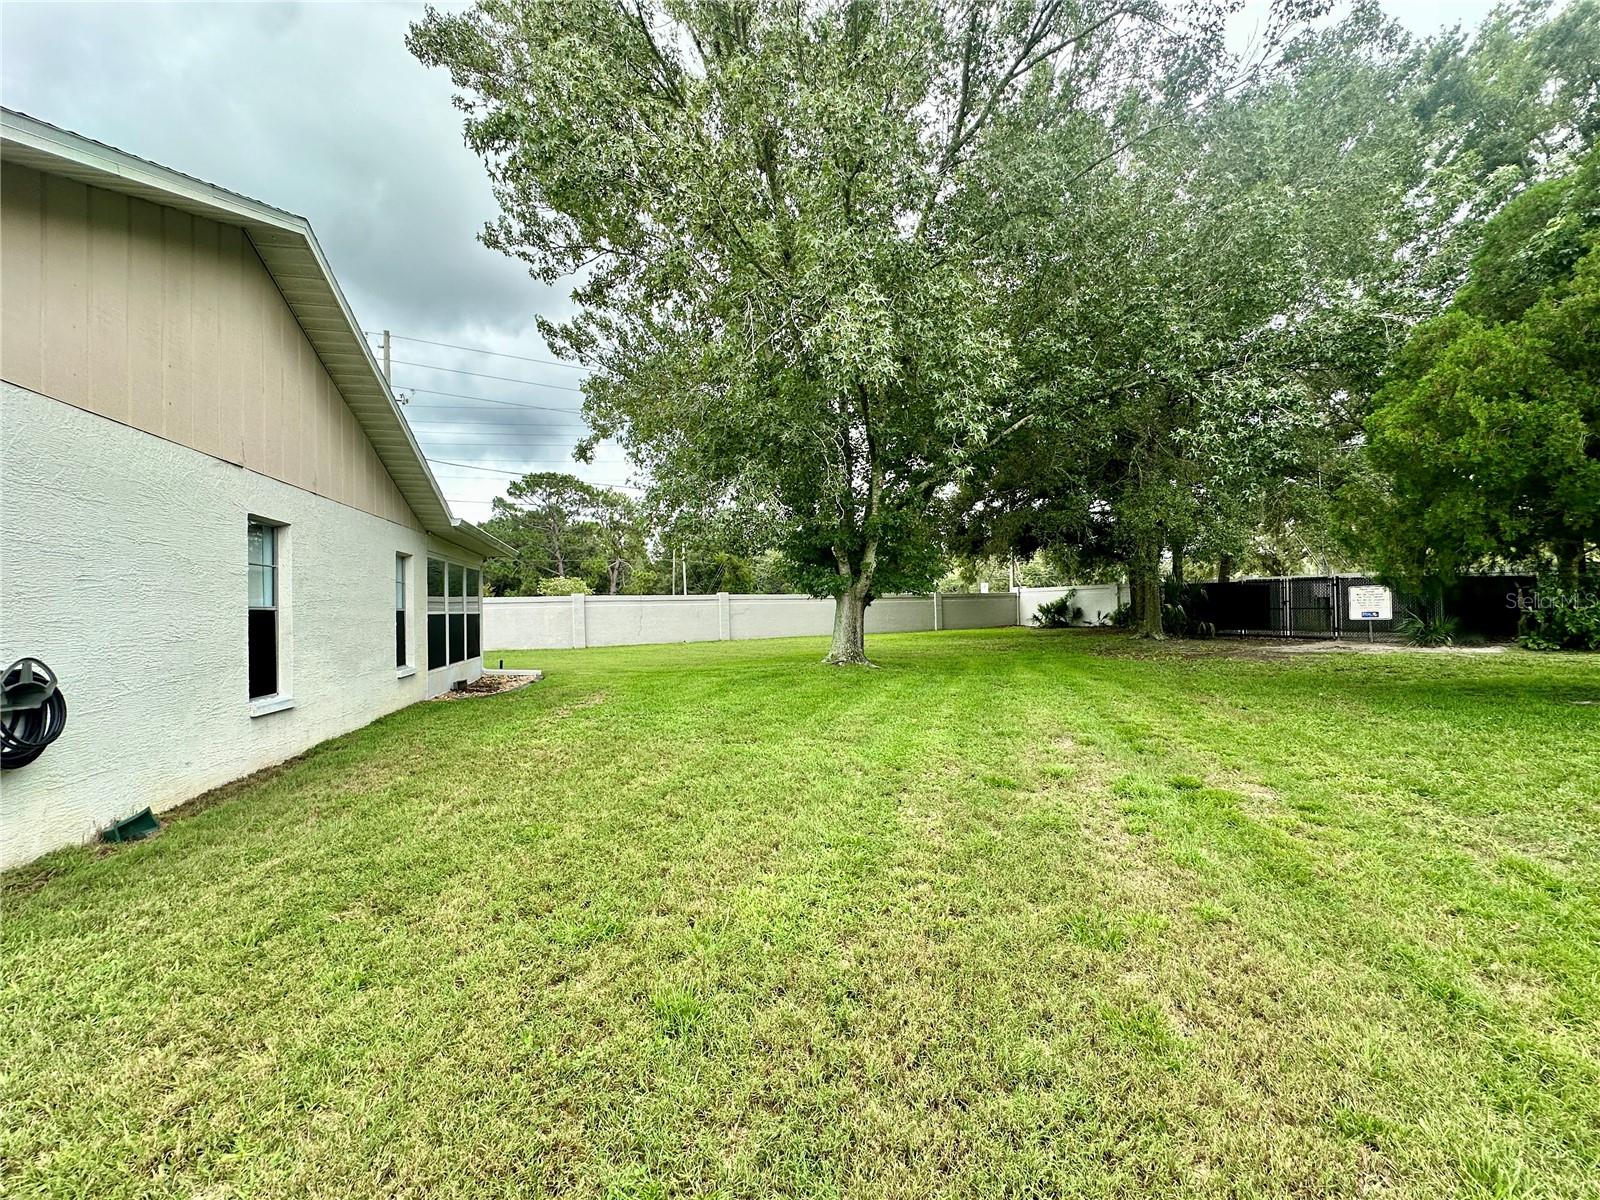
left=382, top=329, right=392, bottom=383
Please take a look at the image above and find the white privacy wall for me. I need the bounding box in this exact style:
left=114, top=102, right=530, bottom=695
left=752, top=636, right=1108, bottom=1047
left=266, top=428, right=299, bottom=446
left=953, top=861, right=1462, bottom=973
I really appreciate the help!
left=483, top=590, right=1023, bottom=651
left=1017, top=583, right=1125, bottom=626
left=0, top=383, right=480, bottom=868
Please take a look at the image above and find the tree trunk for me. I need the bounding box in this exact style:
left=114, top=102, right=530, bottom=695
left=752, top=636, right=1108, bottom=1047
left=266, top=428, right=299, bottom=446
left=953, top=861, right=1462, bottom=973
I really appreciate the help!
left=1170, top=539, right=1186, bottom=588
left=1133, top=537, right=1165, bottom=639
left=824, top=581, right=873, bottom=665
left=1559, top=539, right=1585, bottom=591
left=1217, top=553, right=1233, bottom=584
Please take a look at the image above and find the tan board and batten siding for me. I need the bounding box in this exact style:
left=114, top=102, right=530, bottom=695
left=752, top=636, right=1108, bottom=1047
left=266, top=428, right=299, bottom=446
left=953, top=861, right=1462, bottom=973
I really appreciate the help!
left=1, top=163, right=418, bottom=529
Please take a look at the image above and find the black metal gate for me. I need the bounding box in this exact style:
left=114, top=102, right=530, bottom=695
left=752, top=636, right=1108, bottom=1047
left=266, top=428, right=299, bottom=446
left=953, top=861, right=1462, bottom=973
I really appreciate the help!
left=1190, top=574, right=1528, bottom=641
left=1288, top=576, right=1337, bottom=637
left=1197, top=575, right=1409, bottom=640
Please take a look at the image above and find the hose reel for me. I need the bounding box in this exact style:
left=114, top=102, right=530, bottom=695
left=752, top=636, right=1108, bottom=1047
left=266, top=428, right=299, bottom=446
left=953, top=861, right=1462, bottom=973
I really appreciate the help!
left=1, top=658, right=67, bottom=769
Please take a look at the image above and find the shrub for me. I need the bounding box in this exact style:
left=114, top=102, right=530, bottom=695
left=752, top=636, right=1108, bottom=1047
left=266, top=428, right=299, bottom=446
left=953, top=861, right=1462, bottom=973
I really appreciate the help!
left=1162, top=581, right=1215, bottom=639
left=538, top=576, right=591, bottom=596
left=1034, top=594, right=1083, bottom=628
left=1397, top=610, right=1461, bottom=646
left=1518, top=578, right=1600, bottom=651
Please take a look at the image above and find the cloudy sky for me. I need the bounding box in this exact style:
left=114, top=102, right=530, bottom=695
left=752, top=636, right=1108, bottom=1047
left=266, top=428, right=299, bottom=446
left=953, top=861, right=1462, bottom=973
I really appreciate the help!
left=1, top=0, right=1499, bottom=521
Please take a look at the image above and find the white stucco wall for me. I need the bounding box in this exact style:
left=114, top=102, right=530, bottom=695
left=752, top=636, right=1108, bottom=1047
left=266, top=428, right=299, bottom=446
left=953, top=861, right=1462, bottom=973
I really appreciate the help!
left=483, top=590, right=1023, bottom=651
left=586, top=595, right=723, bottom=647
left=938, top=593, right=1022, bottom=630
left=1017, top=584, right=1125, bottom=626
left=0, top=383, right=481, bottom=868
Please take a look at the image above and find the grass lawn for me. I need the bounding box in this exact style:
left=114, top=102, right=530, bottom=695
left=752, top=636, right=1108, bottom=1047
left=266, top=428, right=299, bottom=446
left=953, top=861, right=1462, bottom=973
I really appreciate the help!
left=4, top=630, right=1599, bottom=1199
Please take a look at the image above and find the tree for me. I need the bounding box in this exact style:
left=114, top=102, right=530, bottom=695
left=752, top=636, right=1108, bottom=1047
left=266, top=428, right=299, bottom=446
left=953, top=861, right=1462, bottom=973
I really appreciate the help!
left=482, top=471, right=648, bottom=595
left=950, top=4, right=1427, bottom=636
left=648, top=500, right=772, bottom=595
left=582, top=488, right=651, bottom=594
left=950, top=1, right=1595, bottom=637
left=1360, top=152, right=1599, bottom=588
left=410, top=0, right=1217, bottom=663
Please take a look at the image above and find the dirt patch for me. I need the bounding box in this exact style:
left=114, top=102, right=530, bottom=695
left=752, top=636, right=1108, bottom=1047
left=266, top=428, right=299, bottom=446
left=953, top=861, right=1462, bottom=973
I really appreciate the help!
left=1260, top=639, right=1507, bottom=656
left=429, top=673, right=542, bottom=702
left=1083, top=634, right=1513, bottom=662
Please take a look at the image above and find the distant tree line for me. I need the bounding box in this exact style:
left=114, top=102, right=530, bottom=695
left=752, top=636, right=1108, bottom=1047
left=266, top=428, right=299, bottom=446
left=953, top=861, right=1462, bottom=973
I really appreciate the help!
left=481, top=471, right=803, bottom=596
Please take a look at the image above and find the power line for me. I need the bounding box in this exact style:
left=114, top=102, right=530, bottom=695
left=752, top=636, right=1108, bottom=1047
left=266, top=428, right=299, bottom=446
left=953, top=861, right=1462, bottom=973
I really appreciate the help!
left=392, top=358, right=587, bottom=392
left=366, top=331, right=590, bottom=372
left=409, top=426, right=589, bottom=437
left=428, top=458, right=644, bottom=491
left=426, top=454, right=637, bottom=477
left=430, top=459, right=584, bottom=471
left=403, top=412, right=592, bottom=428
left=412, top=436, right=590, bottom=445
left=395, top=388, right=588, bottom=416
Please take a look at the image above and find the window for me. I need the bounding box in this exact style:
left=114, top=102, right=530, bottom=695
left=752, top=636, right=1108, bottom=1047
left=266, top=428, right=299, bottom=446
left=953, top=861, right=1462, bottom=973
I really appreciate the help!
left=395, top=554, right=410, bottom=668
left=448, top=562, right=465, bottom=665
left=466, top=568, right=482, bottom=659
left=427, top=557, right=446, bottom=669
left=247, top=521, right=278, bottom=698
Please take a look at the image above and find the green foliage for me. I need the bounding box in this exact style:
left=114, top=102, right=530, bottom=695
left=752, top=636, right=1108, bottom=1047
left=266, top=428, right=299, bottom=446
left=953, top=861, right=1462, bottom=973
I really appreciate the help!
left=1518, top=578, right=1600, bottom=651
left=482, top=472, right=648, bottom=596
left=943, top=2, right=1595, bottom=632
left=1032, top=594, right=1082, bottom=628
left=537, top=576, right=591, bottom=597
left=410, top=0, right=1222, bottom=659
left=947, top=3, right=1440, bottom=635
left=1360, top=155, right=1600, bottom=589
left=1161, top=581, right=1216, bottom=639
left=749, top=550, right=799, bottom=596
left=1397, top=611, right=1462, bottom=647
left=1458, top=154, right=1600, bottom=323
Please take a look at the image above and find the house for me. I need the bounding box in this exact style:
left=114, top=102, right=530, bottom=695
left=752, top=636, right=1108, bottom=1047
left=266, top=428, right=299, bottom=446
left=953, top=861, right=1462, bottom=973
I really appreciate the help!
left=0, top=110, right=508, bottom=869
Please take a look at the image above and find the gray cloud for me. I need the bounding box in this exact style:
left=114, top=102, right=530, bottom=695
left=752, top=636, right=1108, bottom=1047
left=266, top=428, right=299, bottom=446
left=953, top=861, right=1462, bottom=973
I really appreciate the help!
left=0, top=0, right=631, bottom=519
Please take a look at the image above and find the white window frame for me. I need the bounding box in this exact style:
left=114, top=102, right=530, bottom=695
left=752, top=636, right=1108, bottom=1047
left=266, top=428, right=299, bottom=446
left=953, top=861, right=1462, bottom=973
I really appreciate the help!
left=247, top=516, right=294, bottom=715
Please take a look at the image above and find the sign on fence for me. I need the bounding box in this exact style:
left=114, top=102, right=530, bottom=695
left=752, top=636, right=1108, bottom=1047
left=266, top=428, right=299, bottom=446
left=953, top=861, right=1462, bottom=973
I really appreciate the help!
left=1347, top=585, right=1393, bottom=622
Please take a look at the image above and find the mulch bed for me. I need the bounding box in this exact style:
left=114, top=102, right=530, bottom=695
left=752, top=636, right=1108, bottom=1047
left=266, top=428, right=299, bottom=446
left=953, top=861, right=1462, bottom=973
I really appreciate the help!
left=429, top=673, right=540, bottom=702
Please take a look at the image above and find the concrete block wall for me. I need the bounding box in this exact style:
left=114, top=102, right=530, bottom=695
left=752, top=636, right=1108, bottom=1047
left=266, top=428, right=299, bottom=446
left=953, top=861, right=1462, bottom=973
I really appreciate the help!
left=483, top=590, right=1025, bottom=651
left=1017, top=584, right=1125, bottom=626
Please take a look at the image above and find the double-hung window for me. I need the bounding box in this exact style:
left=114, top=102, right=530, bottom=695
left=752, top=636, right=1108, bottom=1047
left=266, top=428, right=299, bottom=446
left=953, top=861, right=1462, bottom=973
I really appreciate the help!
left=247, top=521, right=279, bottom=698
left=395, top=554, right=410, bottom=669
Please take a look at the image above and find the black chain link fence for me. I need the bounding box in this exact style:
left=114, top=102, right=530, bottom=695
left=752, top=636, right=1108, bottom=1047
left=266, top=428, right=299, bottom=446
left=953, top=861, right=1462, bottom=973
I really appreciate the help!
left=1180, top=574, right=1534, bottom=641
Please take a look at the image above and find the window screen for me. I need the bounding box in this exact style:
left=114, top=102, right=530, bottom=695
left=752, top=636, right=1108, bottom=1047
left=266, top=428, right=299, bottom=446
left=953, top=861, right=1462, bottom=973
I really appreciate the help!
left=248, top=522, right=278, bottom=698
left=465, top=568, right=481, bottom=659
left=447, top=562, right=465, bottom=665
left=427, top=557, right=446, bottom=669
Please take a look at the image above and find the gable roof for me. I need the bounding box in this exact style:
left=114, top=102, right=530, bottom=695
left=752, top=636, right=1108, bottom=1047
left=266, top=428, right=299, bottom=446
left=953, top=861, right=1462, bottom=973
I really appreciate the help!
left=0, top=108, right=507, bottom=559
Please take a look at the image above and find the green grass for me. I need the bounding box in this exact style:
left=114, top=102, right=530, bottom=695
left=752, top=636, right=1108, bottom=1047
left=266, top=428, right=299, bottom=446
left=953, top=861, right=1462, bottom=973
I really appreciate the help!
left=4, top=629, right=1599, bottom=1199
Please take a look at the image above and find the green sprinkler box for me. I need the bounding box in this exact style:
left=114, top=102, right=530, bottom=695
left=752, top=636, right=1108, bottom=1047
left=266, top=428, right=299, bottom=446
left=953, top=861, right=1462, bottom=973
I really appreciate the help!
left=102, top=807, right=160, bottom=845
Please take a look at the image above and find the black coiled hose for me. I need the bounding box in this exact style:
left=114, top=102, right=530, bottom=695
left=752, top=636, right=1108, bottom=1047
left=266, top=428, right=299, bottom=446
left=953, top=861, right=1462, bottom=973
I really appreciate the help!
left=1, top=659, right=67, bottom=769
